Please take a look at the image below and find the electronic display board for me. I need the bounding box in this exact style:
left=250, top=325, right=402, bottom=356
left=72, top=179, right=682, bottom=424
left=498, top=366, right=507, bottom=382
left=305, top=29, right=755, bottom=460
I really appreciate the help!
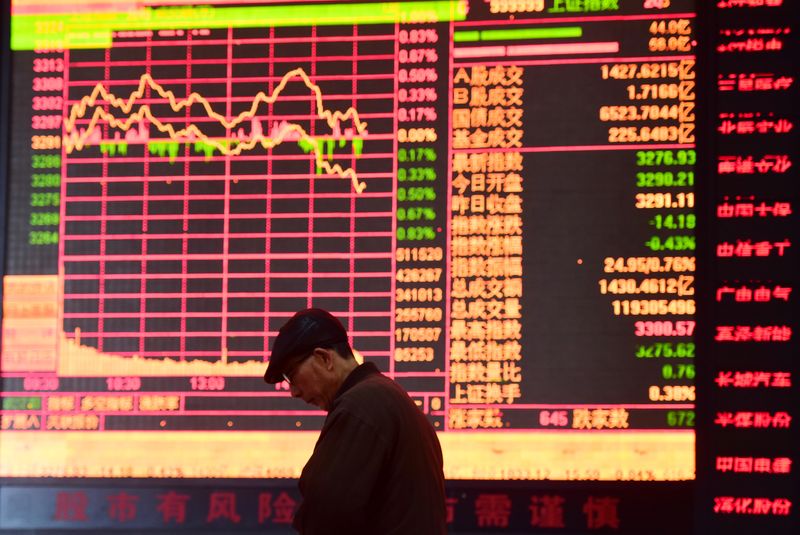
left=0, top=0, right=701, bottom=482
left=0, top=1, right=797, bottom=533
left=696, top=1, right=798, bottom=532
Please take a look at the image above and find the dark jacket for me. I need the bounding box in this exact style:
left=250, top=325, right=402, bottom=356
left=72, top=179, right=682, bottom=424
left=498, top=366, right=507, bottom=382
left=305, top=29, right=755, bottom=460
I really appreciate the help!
left=293, top=362, right=446, bottom=534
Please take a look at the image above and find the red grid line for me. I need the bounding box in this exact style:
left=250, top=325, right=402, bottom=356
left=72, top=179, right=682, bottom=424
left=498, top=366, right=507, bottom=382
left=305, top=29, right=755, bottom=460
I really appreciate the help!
left=65, top=93, right=395, bottom=105
left=62, top=152, right=396, bottom=164
left=64, top=311, right=393, bottom=318
left=61, top=232, right=394, bottom=241
left=61, top=252, right=393, bottom=261
left=63, top=272, right=393, bottom=280
left=67, top=54, right=394, bottom=68
left=60, top=172, right=393, bottom=182
left=67, top=73, right=395, bottom=87
left=70, top=329, right=393, bottom=337
left=65, top=192, right=390, bottom=202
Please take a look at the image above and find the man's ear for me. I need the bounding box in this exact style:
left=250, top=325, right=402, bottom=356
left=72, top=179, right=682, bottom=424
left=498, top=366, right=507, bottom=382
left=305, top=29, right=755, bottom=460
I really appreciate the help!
left=313, top=347, right=335, bottom=370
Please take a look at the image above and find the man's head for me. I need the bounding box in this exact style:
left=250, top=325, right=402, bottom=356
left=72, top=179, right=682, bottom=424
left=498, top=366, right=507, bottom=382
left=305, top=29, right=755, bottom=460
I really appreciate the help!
left=264, top=308, right=358, bottom=411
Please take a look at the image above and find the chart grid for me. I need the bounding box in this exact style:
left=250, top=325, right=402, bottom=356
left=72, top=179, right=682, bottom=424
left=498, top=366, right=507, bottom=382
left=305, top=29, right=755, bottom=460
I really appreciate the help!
left=59, top=25, right=398, bottom=373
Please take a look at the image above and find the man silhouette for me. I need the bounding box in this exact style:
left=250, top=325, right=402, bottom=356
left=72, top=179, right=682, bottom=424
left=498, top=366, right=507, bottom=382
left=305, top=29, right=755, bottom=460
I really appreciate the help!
left=264, top=308, right=446, bottom=534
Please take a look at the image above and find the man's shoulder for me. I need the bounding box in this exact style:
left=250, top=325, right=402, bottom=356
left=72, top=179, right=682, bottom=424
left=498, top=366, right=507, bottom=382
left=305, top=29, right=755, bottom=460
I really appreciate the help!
left=334, top=371, right=414, bottom=419
left=341, top=370, right=402, bottom=402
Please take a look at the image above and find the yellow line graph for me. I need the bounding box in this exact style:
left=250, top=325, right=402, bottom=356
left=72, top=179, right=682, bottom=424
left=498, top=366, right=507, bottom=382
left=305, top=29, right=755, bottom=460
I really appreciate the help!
left=63, top=68, right=369, bottom=193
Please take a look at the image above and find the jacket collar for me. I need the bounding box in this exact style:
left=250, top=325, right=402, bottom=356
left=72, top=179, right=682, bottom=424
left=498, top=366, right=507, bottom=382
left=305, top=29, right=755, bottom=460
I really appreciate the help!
left=333, top=361, right=380, bottom=405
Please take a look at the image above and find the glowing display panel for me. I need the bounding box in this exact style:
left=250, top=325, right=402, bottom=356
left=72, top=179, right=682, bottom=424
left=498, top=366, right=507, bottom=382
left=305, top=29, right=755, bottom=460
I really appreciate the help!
left=2, top=0, right=696, bottom=480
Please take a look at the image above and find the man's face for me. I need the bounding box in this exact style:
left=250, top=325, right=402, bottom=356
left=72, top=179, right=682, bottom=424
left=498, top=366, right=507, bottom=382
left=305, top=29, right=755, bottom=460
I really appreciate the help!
left=284, top=349, right=337, bottom=411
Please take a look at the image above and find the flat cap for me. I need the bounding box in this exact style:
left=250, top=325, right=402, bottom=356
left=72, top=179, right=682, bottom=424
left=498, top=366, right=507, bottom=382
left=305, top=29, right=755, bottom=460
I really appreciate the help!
left=263, top=308, right=349, bottom=384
